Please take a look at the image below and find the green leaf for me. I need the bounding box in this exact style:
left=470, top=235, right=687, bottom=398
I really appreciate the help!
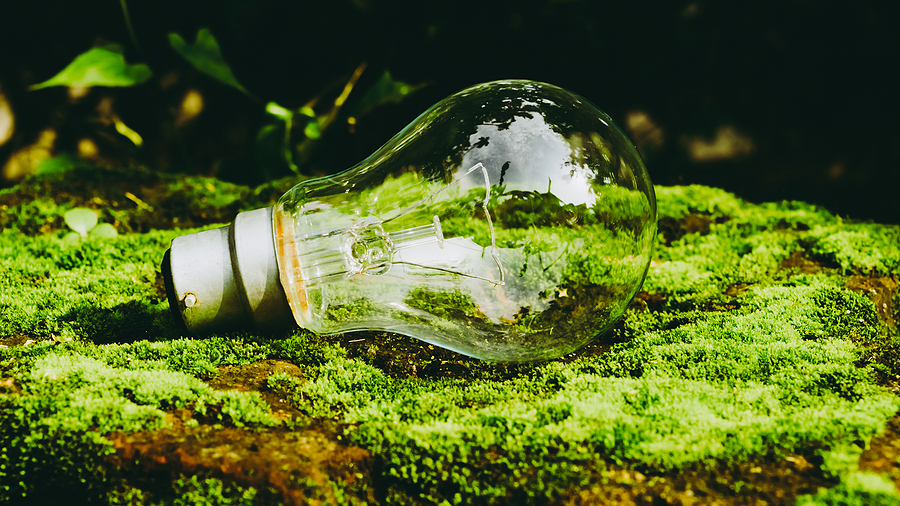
left=64, top=208, right=97, bottom=237
left=303, top=121, right=321, bottom=140
left=29, top=48, right=153, bottom=91
left=169, top=28, right=248, bottom=94
left=36, top=153, right=83, bottom=175
left=349, top=71, right=423, bottom=119
left=89, top=223, right=118, bottom=240
left=265, top=102, right=292, bottom=120
left=62, top=232, right=82, bottom=247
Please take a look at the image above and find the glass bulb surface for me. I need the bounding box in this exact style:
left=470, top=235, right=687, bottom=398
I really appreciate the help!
left=274, top=80, right=656, bottom=361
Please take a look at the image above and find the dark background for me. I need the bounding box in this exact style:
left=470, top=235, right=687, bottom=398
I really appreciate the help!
left=2, top=0, right=898, bottom=223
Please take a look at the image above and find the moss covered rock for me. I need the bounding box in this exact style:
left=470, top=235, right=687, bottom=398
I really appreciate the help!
left=1, top=167, right=899, bottom=505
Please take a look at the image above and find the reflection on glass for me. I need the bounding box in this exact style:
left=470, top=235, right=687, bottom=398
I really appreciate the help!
left=274, top=80, right=656, bottom=361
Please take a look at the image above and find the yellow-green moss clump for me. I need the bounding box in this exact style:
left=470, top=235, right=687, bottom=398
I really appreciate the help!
left=1, top=167, right=899, bottom=505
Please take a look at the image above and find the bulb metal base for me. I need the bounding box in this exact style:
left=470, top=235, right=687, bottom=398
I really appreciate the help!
left=162, top=206, right=296, bottom=334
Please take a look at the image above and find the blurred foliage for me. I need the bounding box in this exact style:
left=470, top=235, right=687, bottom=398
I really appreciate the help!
left=28, top=46, right=153, bottom=91
left=16, top=18, right=421, bottom=181
left=168, top=28, right=249, bottom=95
left=1, top=0, right=898, bottom=222
left=62, top=207, right=118, bottom=244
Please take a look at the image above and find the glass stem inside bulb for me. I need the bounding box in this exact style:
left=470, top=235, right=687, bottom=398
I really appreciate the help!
left=274, top=162, right=511, bottom=333
left=287, top=162, right=506, bottom=288
left=292, top=218, right=444, bottom=287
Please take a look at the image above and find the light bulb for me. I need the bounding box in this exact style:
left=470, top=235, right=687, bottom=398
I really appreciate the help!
left=162, top=80, right=656, bottom=362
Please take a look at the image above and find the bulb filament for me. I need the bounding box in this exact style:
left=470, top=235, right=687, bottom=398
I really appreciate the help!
left=381, top=162, right=504, bottom=286
left=295, top=163, right=505, bottom=288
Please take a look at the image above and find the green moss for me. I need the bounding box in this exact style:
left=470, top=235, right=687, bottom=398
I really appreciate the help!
left=655, top=185, right=836, bottom=229
left=0, top=227, right=185, bottom=342
left=809, top=224, right=900, bottom=275
left=2, top=171, right=900, bottom=504
left=797, top=472, right=900, bottom=506
left=267, top=370, right=305, bottom=397
left=0, top=351, right=276, bottom=503
left=0, top=165, right=298, bottom=235
left=107, top=474, right=259, bottom=506
left=403, top=287, right=490, bottom=330
left=337, top=367, right=897, bottom=504
left=261, top=330, right=347, bottom=365
left=277, top=277, right=897, bottom=503
left=300, top=357, right=394, bottom=417
left=645, top=187, right=900, bottom=313
left=643, top=259, right=718, bottom=296
left=656, top=185, right=749, bottom=220
left=600, top=280, right=882, bottom=396
left=165, top=475, right=258, bottom=506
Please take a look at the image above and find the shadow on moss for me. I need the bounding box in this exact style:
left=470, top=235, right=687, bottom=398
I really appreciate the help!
left=61, top=300, right=176, bottom=344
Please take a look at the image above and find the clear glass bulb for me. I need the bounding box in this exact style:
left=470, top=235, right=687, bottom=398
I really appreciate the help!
left=271, top=80, right=656, bottom=361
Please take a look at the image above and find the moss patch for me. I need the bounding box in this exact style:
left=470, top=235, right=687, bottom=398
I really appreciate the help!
left=1, top=168, right=900, bottom=504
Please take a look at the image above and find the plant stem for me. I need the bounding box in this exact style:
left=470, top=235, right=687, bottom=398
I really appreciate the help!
left=119, top=0, right=144, bottom=60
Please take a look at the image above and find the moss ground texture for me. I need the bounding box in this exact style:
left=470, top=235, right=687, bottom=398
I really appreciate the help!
left=1, top=167, right=899, bottom=505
